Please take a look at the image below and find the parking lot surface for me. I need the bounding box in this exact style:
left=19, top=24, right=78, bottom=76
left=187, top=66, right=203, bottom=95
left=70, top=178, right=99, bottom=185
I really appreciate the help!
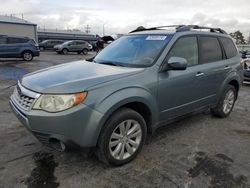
left=0, top=51, right=250, bottom=188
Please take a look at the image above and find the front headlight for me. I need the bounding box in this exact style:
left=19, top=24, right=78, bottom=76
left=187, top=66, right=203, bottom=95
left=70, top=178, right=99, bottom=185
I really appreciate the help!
left=33, top=92, right=87, bottom=112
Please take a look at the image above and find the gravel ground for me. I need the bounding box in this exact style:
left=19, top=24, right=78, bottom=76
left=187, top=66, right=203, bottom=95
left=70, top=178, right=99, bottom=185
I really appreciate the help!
left=0, top=51, right=250, bottom=188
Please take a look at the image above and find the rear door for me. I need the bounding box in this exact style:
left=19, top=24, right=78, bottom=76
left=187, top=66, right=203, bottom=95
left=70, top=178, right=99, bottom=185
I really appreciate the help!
left=75, top=41, right=86, bottom=51
left=195, top=36, right=226, bottom=105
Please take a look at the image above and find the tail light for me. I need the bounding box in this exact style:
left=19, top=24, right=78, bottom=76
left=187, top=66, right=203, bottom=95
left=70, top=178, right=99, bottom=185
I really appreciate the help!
left=32, top=44, right=39, bottom=50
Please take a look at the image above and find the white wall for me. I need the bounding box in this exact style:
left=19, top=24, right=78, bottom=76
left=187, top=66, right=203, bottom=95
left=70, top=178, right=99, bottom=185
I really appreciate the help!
left=0, top=23, right=37, bottom=41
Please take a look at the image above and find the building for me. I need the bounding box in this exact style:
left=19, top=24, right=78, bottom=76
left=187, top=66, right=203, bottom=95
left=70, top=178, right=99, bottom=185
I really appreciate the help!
left=38, top=28, right=98, bottom=43
left=0, top=15, right=37, bottom=41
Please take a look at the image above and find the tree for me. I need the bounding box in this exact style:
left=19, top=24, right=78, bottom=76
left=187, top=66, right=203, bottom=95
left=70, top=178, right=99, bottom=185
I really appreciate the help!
left=230, top=31, right=246, bottom=44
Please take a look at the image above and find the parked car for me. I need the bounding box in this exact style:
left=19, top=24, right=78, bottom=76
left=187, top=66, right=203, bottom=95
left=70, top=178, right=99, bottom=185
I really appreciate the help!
left=39, top=40, right=64, bottom=51
left=54, top=40, right=92, bottom=55
left=10, top=25, right=243, bottom=166
left=0, top=35, right=39, bottom=61
left=240, top=50, right=250, bottom=81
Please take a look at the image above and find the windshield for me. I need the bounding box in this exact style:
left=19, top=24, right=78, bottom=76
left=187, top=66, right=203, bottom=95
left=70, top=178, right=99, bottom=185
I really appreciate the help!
left=40, top=40, right=48, bottom=44
left=62, top=41, right=72, bottom=45
left=94, top=34, right=172, bottom=67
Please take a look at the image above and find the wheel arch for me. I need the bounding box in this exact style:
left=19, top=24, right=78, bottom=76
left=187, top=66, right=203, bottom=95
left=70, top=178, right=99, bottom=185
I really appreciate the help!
left=93, top=88, right=158, bottom=146
left=217, top=72, right=241, bottom=103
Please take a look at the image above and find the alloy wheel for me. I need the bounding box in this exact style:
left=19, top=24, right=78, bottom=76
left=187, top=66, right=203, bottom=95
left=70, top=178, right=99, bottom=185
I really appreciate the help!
left=109, top=120, right=142, bottom=160
left=23, top=52, right=33, bottom=61
left=222, top=89, right=235, bottom=114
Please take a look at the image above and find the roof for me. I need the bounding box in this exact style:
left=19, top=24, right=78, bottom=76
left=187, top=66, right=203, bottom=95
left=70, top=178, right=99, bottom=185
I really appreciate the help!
left=0, top=15, right=36, bottom=26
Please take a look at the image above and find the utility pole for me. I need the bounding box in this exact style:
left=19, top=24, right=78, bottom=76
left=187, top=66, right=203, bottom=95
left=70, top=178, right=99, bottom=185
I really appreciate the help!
left=103, top=24, right=105, bottom=36
left=85, top=24, right=91, bottom=34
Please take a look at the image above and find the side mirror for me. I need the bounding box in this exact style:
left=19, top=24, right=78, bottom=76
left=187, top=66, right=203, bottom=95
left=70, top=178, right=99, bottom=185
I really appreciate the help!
left=162, top=57, right=187, bottom=71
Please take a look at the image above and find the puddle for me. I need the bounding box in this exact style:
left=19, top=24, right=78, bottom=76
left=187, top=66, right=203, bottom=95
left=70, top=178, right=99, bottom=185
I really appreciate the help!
left=26, top=152, right=59, bottom=188
left=233, top=129, right=250, bottom=136
left=188, top=152, right=248, bottom=188
left=0, top=66, right=28, bottom=80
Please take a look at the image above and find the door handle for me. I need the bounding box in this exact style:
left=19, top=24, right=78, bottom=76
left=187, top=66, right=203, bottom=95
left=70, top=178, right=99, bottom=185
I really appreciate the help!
left=196, top=72, right=204, bottom=77
left=224, top=66, right=231, bottom=70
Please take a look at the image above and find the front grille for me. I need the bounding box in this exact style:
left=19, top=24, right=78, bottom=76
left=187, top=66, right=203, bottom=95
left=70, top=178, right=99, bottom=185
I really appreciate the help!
left=12, top=87, right=35, bottom=111
left=33, top=131, right=50, bottom=145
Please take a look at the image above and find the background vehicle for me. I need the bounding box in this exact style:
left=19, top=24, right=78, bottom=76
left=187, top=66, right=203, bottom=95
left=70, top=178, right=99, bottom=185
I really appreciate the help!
left=39, top=40, right=63, bottom=50
left=240, top=50, right=250, bottom=81
left=10, top=25, right=243, bottom=166
left=54, top=40, right=92, bottom=55
left=0, top=35, right=39, bottom=61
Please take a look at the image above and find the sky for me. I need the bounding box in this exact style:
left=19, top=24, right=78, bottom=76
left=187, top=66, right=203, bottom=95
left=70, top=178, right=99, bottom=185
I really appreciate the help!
left=1, top=0, right=250, bottom=37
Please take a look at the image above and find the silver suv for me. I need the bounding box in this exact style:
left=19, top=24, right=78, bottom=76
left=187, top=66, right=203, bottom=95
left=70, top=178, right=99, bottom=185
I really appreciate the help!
left=10, top=25, right=243, bottom=166
left=54, top=40, right=92, bottom=55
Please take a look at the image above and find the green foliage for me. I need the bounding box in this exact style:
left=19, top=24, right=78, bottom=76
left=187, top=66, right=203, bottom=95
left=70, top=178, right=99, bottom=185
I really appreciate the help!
left=230, top=31, right=246, bottom=44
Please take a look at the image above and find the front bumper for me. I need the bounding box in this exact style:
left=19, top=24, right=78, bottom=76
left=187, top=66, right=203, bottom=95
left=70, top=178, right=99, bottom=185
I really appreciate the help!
left=10, top=95, right=104, bottom=149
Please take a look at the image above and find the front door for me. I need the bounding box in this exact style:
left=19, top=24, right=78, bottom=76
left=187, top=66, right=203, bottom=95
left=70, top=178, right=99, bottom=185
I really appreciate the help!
left=158, top=36, right=204, bottom=122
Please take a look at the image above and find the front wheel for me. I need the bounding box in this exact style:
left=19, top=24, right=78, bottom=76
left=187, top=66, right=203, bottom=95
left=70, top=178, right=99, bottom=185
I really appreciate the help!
left=211, top=85, right=237, bottom=118
left=96, top=108, right=147, bottom=166
left=62, top=48, right=68, bottom=55
left=82, top=48, right=88, bottom=55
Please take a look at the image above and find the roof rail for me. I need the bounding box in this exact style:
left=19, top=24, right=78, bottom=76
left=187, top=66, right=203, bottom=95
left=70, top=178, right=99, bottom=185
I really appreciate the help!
left=177, top=25, right=227, bottom=34
left=130, top=25, right=227, bottom=34
left=130, top=25, right=184, bottom=33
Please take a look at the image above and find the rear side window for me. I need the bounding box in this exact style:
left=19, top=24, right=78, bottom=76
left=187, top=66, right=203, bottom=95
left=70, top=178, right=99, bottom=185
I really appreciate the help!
left=0, top=38, right=7, bottom=44
left=7, top=38, right=29, bottom=44
left=199, top=36, right=222, bottom=63
left=220, top=37, right=238, bottom=59
left=167, top=36, right=198, bottom=66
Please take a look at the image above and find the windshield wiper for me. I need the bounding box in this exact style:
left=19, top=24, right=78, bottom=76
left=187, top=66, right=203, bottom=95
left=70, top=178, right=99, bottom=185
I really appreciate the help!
left=96, top=60, right=124, bottom=67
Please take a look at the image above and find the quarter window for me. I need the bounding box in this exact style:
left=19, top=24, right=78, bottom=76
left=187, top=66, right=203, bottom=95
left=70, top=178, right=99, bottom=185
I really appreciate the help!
left=199, top=36, right=223, bottom=63
left=220, top=37, right=238, bottom=59
left=167, top=37, right=198, bottom=66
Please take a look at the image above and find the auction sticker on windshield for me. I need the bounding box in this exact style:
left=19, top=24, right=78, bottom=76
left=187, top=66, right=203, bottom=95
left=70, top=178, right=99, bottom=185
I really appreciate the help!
left=146, top=35, right=167, bottom=40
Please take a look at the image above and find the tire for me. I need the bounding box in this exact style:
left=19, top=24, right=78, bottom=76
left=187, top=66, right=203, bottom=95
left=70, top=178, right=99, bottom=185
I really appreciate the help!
left=211, top=85, right=237, bottom=118
left=96, top=108, right=147, bottom=166
left=22, top=51, right=33, bottom=61
left=62, top=48, right=68, bottom=55
left=82, top=48, right=88, bottom=55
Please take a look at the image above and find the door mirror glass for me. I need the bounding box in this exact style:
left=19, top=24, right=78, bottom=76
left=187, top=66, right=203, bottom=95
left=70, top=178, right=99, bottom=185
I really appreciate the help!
left=168, top=57, right=187, bottom=70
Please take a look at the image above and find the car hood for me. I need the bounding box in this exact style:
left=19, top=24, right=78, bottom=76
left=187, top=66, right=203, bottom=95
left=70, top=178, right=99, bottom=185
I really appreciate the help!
left=21, top=60, right=144, bottom=94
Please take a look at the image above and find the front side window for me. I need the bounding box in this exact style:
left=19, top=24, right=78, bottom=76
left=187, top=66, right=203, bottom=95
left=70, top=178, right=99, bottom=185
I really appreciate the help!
left=200, top=36, right=222, bottom=63
left=167, top=36, right=198, bottom=66
left=220, top=37, right=238, bottom=59
left=95, top=34, right=172, bottom=67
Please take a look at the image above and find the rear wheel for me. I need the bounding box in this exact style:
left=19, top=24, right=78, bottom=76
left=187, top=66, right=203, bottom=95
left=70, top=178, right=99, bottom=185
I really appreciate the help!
left=211, top=85, right=237, bottom=118
left=62, top=48, right=68, bottom=55
left=82, top=48, right=88, bottom=55
left=22, top=51, right=33, bottom=61
left=96, top=108, right=147, bottom=166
